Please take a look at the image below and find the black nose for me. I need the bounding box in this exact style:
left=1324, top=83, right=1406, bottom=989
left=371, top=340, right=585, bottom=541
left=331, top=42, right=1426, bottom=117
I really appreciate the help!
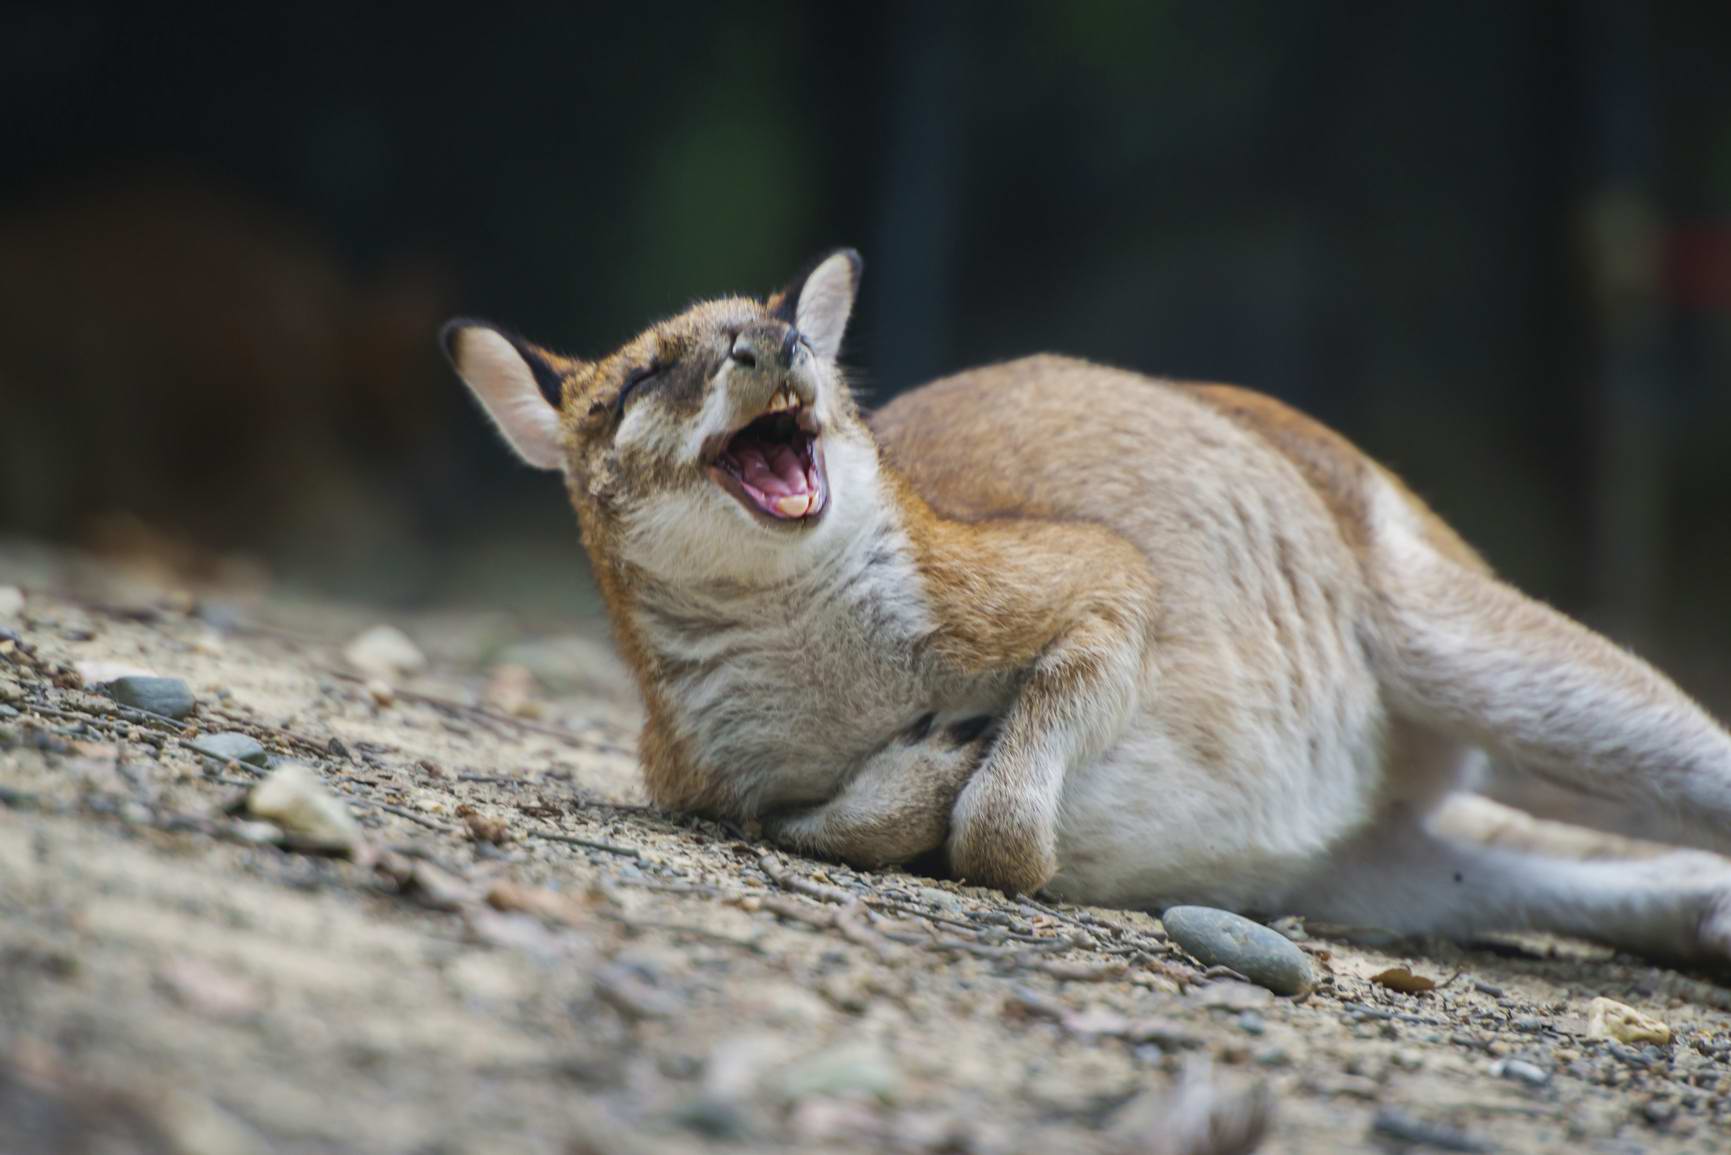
left=732, top=327, right=796, bottom=371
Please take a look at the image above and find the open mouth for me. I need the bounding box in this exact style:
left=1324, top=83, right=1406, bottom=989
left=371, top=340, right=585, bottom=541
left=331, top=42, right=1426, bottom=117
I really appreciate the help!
left=706, top=387, right=828, bottom=525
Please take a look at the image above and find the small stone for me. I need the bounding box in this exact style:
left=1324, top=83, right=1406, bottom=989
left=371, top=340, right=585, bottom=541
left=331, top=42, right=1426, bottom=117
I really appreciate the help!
left=365, top=679, right=395, bottom=708
left=401, top=860, right=472, bottom=910
left=482, top=663, right=543, bottom=719
left=1236, top=1011, right=1266, bottom=1036
left=226, top=820, right=284, bottom=845
left=343, top=624, right=425, bottom=679
left=1490, top=1058, right=1550, bottom=1086
left=104, top=675, right=196, bottom=719
left=913, top=885, right=964, bottom=913
left=463, top=812, right=511, bottom=845
left=1162, top=906, right=1314, bottom=996
left=1371, top=1109, right=1490, bottom=1153
left=157, top=956, right=263, bottom=1020
left=1392, top=1049, right=1425, bottom=1071
left=673, top=1096, right=754, bottom=1140
left=326, top=736, right=350, bottom=759
left=188, top=732, right=268, bottom=767
left=1643, top=1099, right=1677, bottom=1127
left=774, top=1042, right=901, bottom=1103
left=1588, top=997, right=1672, bottom=1047
left=245, top=763, right=362, bottom=855
left=1252, top=1045, right=1291, bottom=1068
left=0, top=585, right=22, bottom=619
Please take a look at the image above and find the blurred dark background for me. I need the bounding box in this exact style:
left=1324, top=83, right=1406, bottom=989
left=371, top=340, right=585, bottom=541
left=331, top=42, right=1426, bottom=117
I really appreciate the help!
left=1, top=3, right=1727, bottom=702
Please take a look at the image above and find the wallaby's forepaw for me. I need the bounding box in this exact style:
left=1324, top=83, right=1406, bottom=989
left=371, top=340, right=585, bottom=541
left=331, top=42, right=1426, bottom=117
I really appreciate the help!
left=762, top=717, right=992, bottom=870
left=946, top=777, right=1059, bottom=895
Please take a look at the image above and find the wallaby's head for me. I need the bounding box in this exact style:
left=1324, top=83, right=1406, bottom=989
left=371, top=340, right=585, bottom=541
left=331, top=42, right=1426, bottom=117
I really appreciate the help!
left=442, top=250, right=873, bottom=583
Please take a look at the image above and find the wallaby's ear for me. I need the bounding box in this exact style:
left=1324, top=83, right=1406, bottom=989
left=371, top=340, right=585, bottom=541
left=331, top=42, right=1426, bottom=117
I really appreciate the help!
left=771, top=249, right=861, bottom=361
left=440, top=319, right=572, bottom=470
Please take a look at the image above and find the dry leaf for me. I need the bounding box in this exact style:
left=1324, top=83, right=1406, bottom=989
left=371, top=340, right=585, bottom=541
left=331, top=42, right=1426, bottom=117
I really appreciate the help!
left=1369, top=966, right=1437, bottom=993
left=486, top=881, right=588, bottom=927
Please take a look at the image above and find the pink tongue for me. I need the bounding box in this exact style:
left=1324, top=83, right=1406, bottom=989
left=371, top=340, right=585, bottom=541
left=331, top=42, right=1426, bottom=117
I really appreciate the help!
left=733, top=440, right=810, bottom=499
left=768, top=443, right=808, bottom=493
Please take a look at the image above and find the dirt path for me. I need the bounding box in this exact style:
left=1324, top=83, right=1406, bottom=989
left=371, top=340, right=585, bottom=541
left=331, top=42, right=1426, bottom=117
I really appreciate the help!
left=2, top=546, right=1729, bottom=1154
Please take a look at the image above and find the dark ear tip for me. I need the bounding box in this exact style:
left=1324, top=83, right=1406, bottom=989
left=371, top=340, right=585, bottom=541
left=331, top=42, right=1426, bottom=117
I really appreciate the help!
left=439, top=316, right=504, bottom=365
left=439, top=318, right=472, bottom=361
left=836, top=248, right=863, bottom=284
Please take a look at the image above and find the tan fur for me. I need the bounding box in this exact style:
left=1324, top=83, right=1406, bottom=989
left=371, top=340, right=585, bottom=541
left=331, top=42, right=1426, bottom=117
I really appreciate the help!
left=446, top=254, right=1731, bottom=967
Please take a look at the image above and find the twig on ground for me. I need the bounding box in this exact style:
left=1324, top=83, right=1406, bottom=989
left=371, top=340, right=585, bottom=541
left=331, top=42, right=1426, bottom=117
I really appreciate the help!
left=373, top=802, right=458, bottom=834
left=521, top=827, right=645, bottom=860
left=755, top=850, right=856, bottom=904
left=756, top=894, right=897, bottom=963
left=1022, top=958, right=1130, bottom=982
left=604, top=912, right=766, bottom=954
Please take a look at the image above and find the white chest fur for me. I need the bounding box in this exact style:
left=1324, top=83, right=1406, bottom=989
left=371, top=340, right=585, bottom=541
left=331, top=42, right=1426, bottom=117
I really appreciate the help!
left=632, top=513, right=944, bottom=813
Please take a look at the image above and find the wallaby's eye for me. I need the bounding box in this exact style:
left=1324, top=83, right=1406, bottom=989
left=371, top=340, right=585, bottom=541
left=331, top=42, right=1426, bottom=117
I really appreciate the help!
left=616, top=360, right=670, bottom=416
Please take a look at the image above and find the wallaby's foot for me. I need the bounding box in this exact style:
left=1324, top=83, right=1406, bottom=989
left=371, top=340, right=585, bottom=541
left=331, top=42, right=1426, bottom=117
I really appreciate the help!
left=1286, top=813, right=1731, bottom=974
left=947, top=772, right=1059, bottom=895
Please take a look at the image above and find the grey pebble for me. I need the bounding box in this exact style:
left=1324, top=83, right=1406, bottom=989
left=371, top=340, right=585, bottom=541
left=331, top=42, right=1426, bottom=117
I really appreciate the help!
left=1236, top=1011, right=1266, bottom=1036
left=1161, top=905, right=1314, bottom=996
left=104, top=675, right=196, bottom=719
left=672, top=1096, right=753, bottom=1140
left=1371, top=1109, right=1490, bottom=1153
left=1490, top=1058, right=1550, bottom=1086
left=1252, top=1045, right=1291, bottom=1068
left=188, top=732, right=268, bottom=767
left=913, top=885, right=964, bottom=913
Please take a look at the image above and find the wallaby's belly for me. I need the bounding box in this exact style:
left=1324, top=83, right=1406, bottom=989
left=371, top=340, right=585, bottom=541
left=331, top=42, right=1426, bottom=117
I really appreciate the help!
left=1050, top=670, right=1387, bottom=911
left=873, top=358, right=1393, bottom=908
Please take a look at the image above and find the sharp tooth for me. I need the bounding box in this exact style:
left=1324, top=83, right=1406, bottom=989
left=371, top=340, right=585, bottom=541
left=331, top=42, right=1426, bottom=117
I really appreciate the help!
left=775, top=493, right=810, bottom=518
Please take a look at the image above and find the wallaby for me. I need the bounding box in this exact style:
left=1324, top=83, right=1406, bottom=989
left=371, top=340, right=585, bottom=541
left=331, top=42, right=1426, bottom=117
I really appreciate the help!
left=444, top=250, right=1731, bottom=967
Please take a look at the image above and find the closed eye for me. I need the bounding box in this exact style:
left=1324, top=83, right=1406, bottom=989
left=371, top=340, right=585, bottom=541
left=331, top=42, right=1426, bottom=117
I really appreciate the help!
left=616, top=360, right=671, bottom=415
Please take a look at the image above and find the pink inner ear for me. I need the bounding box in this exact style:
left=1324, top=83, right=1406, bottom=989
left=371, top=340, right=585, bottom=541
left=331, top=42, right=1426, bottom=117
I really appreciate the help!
left=455, top=327, right=564, bottom=470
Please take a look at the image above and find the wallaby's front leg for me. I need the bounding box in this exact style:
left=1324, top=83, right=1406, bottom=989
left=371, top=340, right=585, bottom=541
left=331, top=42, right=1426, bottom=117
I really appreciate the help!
left=946, top=604, right=1150, bottom=894
left=919, top=521, right=1156, bottom=895
left=763, top=716, right=991, bottom=869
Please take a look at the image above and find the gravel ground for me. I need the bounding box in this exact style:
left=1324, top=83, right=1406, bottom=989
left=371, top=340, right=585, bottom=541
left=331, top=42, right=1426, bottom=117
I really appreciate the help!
left=3, top=544, right=1730, bottom=1154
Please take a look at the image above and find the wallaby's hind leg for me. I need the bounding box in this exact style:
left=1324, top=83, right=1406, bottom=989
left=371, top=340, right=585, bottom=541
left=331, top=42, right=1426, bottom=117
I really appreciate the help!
left=1283, top=805, right=1731, bottom=966
left=1370, top=488, right=1731, bottom=855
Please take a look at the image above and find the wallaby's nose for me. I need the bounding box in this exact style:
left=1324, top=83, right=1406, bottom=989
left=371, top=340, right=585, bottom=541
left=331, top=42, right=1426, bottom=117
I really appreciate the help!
left=731, top=325, right=795, bottom=371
